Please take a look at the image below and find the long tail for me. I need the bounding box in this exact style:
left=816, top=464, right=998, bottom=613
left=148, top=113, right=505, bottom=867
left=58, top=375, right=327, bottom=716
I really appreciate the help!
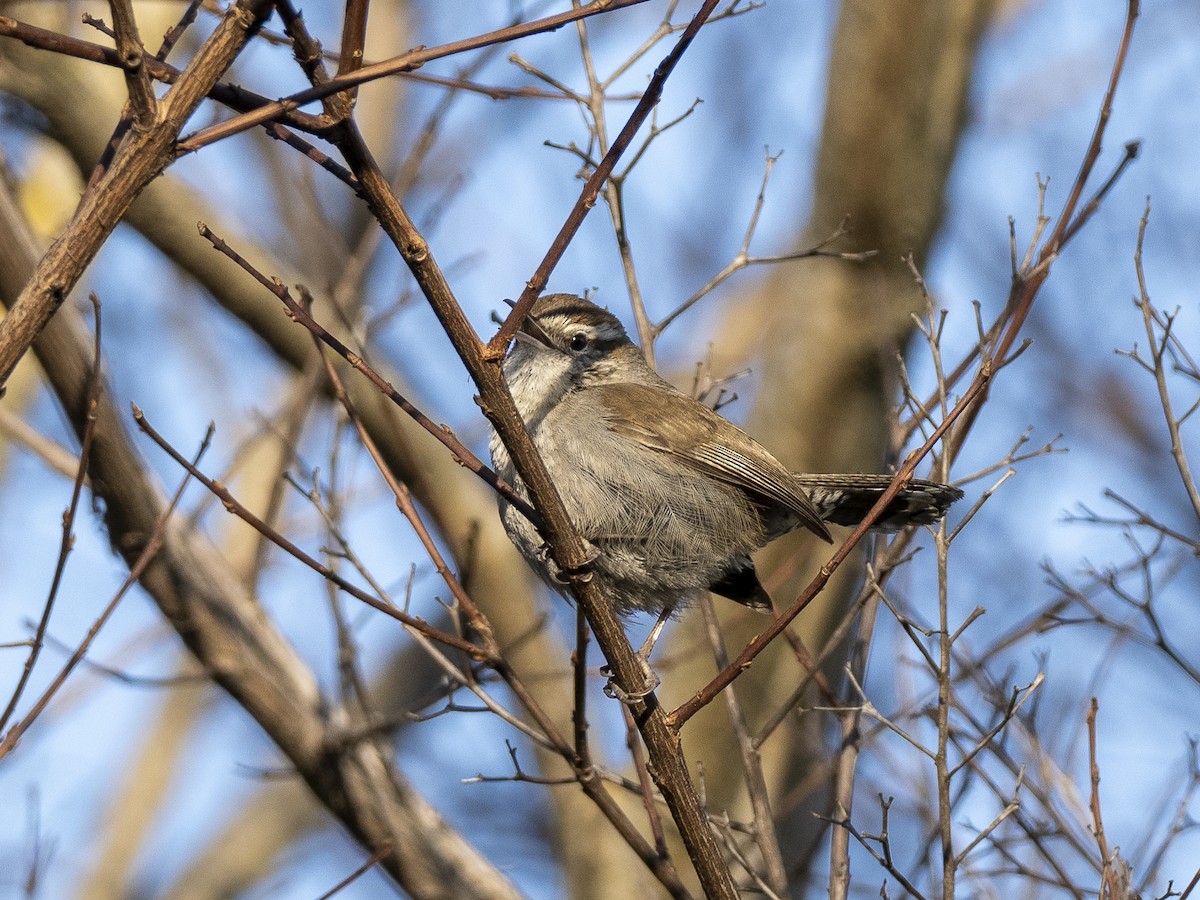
left=792, top=474, right=963, bottom=531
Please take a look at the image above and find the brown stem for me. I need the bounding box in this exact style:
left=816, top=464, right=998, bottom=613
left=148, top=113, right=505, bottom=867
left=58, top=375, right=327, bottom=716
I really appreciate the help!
left=107, top=0, right=157, bottom=125
left=943, top=0, right=1140, bottom=456
left=1088, top=698, right=1118, bottom=898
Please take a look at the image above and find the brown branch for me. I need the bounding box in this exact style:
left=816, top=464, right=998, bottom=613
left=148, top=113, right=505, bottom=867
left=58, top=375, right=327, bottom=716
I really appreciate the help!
left=487, top=0, right=720, bottom=355
left=0, top=0, right=275, bottom=393
left=826, top=548, right=894, bottom=900
left=277, top=0, right=354, bottom=125
left=573, top=606, right=592, bottom=761
left=334, top=0, right=368, bottom=117
left=315, top=843, right=394, bottom=900
left=1132, top=201, right=1200, bottom=523
left=88, top=2, right=203, bottom=189
left=107, top=0, right=157, bottom=126
left=941, top=0, right=1139, bottom=460
left=621, top=702, right=672, bottom=863
left=320, top=3, right=736, bottom=891
left=822, top=798, right=926, bottom=900
left=154, top=0, right=202, bottom=62
left=1088, top=698, right=1122, bottom=899
left=323, top=354, right=687, bottom=893
left=176, top=0, right=655, bottom=153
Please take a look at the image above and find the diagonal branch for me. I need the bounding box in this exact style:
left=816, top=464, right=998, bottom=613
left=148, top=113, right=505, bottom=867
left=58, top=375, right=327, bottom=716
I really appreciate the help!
left=488, top=0, right=725, bottom=353
left=313, top=2, right=737, bottom=894
left=0, top=0, right=275, bottom=392
left=670, top=371, right=990, bottom=727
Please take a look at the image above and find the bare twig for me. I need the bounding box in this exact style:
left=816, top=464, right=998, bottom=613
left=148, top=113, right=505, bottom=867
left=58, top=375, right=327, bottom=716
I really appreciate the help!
left=107, top=0, right=157, bottom=126
left=132, top=406, right=493, bottom=662
left=822, top=796, right=927, bottom=900
left=195, top=222, right=539, bottom=527
left=315, top=843, right=394, bottom=900
left=1130, top=200, right=1200, bottom=522
left=490, top=0, right=725, bottom=357
left=0, top=294, right=104, bottom=735
left=176, top=0, right=656, bottom=152
left=1088, top=697, right=1122, bottom=899
left=655, top=165, right=875, bottom=337
left=0, top=424, right=197, bottom=760
left=671, top=369, right=989, bottom=727
left=700, top=597, right=788, bottom=895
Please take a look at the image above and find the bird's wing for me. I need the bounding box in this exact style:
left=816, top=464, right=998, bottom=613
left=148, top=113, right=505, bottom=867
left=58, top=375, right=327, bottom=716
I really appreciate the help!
left=592, top=382, right=832, bottom=542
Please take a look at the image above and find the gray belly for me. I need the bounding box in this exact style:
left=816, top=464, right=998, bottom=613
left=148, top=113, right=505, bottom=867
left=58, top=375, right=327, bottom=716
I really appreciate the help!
left=497, top=435, right=771, bottom=616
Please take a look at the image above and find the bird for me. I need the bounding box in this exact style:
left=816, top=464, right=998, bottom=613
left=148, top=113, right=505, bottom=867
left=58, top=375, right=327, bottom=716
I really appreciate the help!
left=489, top=293, right=962, bottom=619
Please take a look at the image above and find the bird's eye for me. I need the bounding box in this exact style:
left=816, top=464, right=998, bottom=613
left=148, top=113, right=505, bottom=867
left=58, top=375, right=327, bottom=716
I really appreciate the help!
left=569, top=332, right=589, bottom=352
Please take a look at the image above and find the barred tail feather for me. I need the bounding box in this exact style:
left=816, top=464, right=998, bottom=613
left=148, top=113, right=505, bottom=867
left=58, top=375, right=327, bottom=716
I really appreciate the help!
left=793, top=474, right=963, bottom=531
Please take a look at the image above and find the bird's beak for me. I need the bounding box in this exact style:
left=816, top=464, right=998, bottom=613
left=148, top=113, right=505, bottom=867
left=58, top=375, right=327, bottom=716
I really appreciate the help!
left=503, top=299, right=552, bottom=349
left=513, top=329, right=544, bottom=348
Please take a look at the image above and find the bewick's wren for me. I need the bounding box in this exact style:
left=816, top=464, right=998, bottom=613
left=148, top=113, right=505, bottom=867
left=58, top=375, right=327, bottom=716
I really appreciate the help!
left=489, top=294, right=962, bottom=617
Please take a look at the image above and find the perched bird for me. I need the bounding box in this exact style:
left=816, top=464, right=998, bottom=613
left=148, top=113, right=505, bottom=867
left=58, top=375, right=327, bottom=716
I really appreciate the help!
left=489, top=294, right=962, bottom=617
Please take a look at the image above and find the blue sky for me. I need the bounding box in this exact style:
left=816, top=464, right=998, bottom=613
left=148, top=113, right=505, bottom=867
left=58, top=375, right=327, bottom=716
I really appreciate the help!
left=1, top=1, right=1198, bottom=896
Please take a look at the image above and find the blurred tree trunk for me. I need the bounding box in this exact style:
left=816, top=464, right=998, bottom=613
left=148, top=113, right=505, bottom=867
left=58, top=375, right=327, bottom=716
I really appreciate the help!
left=664, top=0, right=995, bottom=883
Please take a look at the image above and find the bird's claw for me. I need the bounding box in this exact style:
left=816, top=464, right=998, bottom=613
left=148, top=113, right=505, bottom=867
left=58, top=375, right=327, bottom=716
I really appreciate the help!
left=600, top=659, right=660, bottom=704
left=539, top=540, right=600, bottom=585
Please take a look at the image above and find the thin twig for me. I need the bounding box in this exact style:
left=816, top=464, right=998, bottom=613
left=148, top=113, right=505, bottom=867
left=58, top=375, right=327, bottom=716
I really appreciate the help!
left=0, top=295, right=104, bottom=736
left=489, top=0, right=725, bottom=357
left=107, top=0, right=157, bottom=126
left=1131, top=200, right=1200, bottom=522
left=1088, top=697, right=1119, bottom=899
left=0, top=422, right=199, bottom=760
left=176, top=0, right=656, bottom=153
left=195, top=222, right=539, bottom=526
left=315, top=843, right=394, bottom=900
left=132, top=406, right=492, bottom=661
left=671, top=369, right=989, bottom=728
left=700, top=597, right=788, bottom=895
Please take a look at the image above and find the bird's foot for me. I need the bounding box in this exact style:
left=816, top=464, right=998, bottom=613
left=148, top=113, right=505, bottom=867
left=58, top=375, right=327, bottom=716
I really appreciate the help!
left=539, top=539, right=600, bottom=585
left=601, top=657, right=660, bottom=703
